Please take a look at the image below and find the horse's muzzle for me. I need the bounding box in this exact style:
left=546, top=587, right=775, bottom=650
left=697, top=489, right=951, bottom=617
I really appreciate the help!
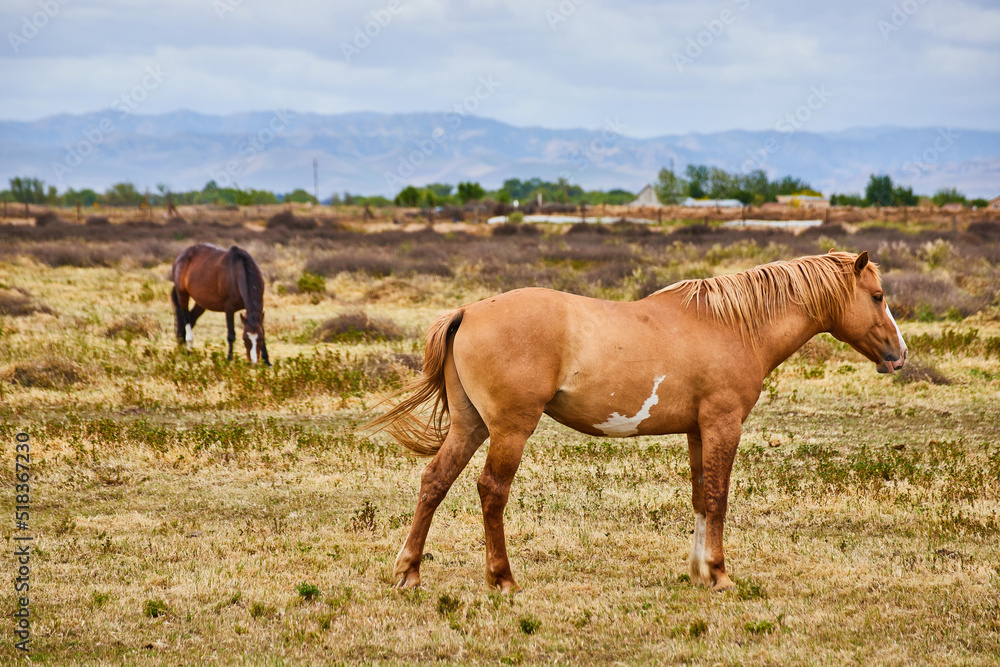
left=876, top=348, right=907, bottom=374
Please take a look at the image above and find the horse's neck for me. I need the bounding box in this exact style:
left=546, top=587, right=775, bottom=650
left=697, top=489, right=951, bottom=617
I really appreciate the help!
left=755, top=306, right=826, bottom=375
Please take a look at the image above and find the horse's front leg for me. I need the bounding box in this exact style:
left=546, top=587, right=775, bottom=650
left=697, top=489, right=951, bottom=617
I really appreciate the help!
left=171, top=287, right=189, bottom=344
left=692, top=407, right=742, bottom=592
left=686, top=432, right=709, bottom=586
left=225, top=311, right=236, bottom=361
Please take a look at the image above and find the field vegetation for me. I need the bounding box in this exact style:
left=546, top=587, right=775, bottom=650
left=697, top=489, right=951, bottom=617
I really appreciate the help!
left=1, top=206, right=999, bottom=664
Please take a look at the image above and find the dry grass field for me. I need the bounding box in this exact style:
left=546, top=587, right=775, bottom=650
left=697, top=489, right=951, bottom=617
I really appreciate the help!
left=1, top=208, right=999, bottom=665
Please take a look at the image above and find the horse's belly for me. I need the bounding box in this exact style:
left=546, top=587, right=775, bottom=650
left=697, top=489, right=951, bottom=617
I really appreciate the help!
left=544, top=378, right=697, bottom=438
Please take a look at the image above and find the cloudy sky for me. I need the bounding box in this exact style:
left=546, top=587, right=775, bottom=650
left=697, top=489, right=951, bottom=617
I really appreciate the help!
left=2, top=0, right=998, bottom=137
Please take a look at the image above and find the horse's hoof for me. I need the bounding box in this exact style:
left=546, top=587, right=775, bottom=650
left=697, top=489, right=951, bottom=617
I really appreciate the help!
left=395, top=572, right=421, bottom=590
left=711, top=574, right=735, bottom=592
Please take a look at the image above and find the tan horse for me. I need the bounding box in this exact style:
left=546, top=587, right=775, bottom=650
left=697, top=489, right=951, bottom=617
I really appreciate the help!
left=368, top=251, right=907, bottom=592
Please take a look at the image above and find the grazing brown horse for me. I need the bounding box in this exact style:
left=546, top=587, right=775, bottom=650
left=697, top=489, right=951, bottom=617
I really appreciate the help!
left=368, top=251, right=907, bottom=593
left=170, top=244, right=270, bottom=365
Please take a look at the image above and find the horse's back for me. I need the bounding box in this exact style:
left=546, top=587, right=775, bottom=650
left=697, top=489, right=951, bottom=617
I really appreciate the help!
left=172, top=244, right=243, bottom=311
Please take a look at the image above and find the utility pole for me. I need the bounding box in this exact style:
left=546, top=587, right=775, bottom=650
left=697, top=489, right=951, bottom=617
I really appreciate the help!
left=313, top=158, right=319, bottom=204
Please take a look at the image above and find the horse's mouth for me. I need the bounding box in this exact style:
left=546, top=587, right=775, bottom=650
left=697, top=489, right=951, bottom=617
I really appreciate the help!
left=876, top=350, right=907, bottom=374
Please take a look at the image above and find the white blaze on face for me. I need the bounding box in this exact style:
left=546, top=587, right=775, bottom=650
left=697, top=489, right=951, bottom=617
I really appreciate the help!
left=593, top=375, right=666, bottom=437
left=185, top=323, right=193, bottom=343
left=247, top=333, right=258, bottom=364
left=885, top=301, right=907, bottom=357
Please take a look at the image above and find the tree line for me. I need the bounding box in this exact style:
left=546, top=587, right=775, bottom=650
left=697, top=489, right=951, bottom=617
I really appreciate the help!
left=654, top=165, right=991, bottom=208
left=2, top=172, right=990, bottom=211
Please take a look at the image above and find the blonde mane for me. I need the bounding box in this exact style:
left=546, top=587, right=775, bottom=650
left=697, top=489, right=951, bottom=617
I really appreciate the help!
left=658, top=252, right=879, bottom=346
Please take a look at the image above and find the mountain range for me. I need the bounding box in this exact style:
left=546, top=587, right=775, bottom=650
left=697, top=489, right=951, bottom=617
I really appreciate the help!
left=1, top=110, right=997, bottom=199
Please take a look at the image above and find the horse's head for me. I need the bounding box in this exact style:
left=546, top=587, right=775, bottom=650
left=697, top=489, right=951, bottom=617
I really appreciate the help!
left=828, top=251, right=907, bottom=374
left=239, top=312, right=270, bottom=366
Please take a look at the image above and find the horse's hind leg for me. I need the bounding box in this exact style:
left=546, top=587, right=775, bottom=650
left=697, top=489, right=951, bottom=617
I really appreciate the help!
left=394, top=358, right=489, bottom=589
left=477, top=413, right=542, bottom=593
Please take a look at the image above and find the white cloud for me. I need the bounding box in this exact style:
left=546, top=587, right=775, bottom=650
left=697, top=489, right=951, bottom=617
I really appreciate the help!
left=0, top=0, right=997, bottom=134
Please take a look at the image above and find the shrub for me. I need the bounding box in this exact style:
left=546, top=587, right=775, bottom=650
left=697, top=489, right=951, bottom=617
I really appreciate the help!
left=85, top=216, right=111, bottom=226
left=893, top=359, right=951, bottom=386
left=35, top=211, right=69, bottom=227
left=0, top=287, right=53, bottom=316
left=314, top=311, right=403, bottom=343
left=105, top=314, right=159, bottom=340
left=295, top=583, right=321, bottom=601
left=688, top=619, right=708, bottom=637
left=437, top=594, right=462, bottom=616
left=4, top=360, right=84, bottom=388
left=266, top=210, right=317, bottom=230
left=519, top=615, right=541, bottom=635
left=884, top=273, right=987, bottom=320
left=296, top=272, right=326, bottom=294
left=143, top=598, right=168, bottom=618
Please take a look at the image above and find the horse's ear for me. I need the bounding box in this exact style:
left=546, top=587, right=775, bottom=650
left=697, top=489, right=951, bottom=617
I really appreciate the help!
left=854, top=251, right=869, bottom=274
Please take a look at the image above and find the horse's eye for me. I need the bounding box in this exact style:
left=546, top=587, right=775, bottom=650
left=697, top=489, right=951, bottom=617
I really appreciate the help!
left=873, top=294, right=883, bottom=303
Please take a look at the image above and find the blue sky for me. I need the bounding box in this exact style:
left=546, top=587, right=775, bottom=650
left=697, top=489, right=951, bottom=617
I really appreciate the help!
left=2, top=0, right=999, bottom=137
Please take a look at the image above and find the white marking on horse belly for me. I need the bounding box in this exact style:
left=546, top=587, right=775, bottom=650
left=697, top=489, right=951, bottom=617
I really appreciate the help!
left=185, top=324, right=193, bottom=343
left=248, top=333, right=258, bottom=364
left=593, top=375, right=666, bottom=437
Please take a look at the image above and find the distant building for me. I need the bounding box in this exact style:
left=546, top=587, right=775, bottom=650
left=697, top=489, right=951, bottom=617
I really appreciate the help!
left=627, top=184, right=662, bottom=207
left=940, top=202, right=964, bottom=212
left=682, top=197, right=744, bottom=208
left=776, top=194, right=830, bottom=209
left=988, top=196, right=1000, bottom=210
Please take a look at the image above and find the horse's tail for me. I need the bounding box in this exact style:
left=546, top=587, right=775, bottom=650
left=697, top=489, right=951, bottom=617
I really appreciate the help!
left=365, top=309, right=465, bottom=457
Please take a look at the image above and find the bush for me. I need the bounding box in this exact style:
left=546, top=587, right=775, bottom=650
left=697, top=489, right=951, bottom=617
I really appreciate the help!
left=266, top=211, right=317, bottom=230
left=143, top=598, right=169, bottom=618
left=35, top=211, right=69, bottom=227
left=296, top=272, right=326, bottom=294
left=4, top=360, right=84, bottom=388
left=0, top=287, right=53, bottom=316
left=314, top=311, right=404, bottom=343
left=893, top=359, right=951, bottom=386
left=85, top=216, right=111, bottom=226
left=295, top=583, right=321, bottom=601
left=105, top=315, right=159, bottom=340
left=884, top=273, right=988, bottom=321
left=519, top=615, right=541, bottom=635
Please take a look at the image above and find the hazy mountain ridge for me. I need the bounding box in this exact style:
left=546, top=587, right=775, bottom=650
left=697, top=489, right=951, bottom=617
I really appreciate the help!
left=1, top=111, right=997, bottom=198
